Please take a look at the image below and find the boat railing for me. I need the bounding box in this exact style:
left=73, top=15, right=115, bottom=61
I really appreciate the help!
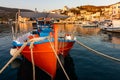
left=10, top=20, right=34, bottom=40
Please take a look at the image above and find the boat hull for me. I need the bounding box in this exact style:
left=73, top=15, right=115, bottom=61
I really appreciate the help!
left=21, top=42, right=57, bottom=78
left=58, top=41, right=75, bottom=57
left=19, top=41, right=75, bottom=78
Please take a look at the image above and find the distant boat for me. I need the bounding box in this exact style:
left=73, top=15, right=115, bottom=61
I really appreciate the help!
left=101, top=20, right=120, bottom=32
left=82, top=21, right=98, bottom=27
left=10, top=11, right=76, bottom=79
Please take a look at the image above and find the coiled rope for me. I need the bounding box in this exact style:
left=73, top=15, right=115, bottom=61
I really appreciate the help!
left=48, top=38, right=70, bottom=80
left=76, top=40, right=120, bottom=62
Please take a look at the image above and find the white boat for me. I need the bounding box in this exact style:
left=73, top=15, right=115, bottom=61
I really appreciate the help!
left=101, top=20, right=120, bottom=32
left=82, top=21, right=98, bottom=27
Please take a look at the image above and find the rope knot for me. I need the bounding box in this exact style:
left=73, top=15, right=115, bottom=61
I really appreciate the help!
left=29, top=41, right=34, bottom=49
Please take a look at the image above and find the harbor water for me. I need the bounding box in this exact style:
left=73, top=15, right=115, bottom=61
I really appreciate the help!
left=0, top=24, right=120, bottom=80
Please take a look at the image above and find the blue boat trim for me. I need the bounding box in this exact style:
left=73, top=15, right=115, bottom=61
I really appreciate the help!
left=12, top=38, right=75, bottom=47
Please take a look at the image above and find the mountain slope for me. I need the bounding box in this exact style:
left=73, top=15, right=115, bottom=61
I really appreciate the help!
left=0, top=6, right=33, bottom=21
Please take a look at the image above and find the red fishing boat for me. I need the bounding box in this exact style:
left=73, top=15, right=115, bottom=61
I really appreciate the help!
left=10, top=12, right=76, bottom=79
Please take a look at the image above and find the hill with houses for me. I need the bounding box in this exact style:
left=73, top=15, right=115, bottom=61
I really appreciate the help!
left=0, top=6, right=33, bottom=21
left=0, top=1, right=120, bottom=22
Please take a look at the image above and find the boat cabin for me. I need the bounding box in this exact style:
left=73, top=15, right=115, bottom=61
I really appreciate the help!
left=32, top=20, right=54, bottom=37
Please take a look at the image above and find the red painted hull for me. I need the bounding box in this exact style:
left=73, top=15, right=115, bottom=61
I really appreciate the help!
left=58, top=41, right=75, bottom=57
left=20, top=41, right=74, bottom=78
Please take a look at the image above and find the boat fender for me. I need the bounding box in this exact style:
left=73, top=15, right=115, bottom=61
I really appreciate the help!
left=10, top=48, right=19, bottom=56
left=65, top=34, right=72, bottom=40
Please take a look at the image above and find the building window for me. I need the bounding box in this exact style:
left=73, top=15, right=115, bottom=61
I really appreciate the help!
left=118, top=11, right=120, bottom=13
left=113, top=11, right=116, bottom=14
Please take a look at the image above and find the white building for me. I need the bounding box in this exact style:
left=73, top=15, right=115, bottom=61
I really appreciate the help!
left=63, top=6, right=69, bottom=11
left=111, top=2, right=120, bottom=18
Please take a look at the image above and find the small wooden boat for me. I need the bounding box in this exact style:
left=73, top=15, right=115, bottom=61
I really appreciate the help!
left=10, top=11, right=76, bottom=78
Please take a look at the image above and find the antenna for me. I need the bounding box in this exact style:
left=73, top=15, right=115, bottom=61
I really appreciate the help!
left=35, top=8, right=37, bottom=12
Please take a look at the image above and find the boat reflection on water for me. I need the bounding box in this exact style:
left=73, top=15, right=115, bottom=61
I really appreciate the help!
left=16, top=54, right=77, bottom=80
left=112, top=37, right=120, bottom=44
left=101, top=31, right=120, bottom=44
left=17, top=57, right=51, bottom=80
left=76, top=25, right=120, bottom=45
left=76, top=26, right=101, bottom=36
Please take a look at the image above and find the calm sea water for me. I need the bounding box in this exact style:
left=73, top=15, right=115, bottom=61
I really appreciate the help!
left=0, top=24, right=120, bottom=80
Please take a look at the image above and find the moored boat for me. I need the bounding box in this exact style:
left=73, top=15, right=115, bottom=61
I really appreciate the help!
left=10, top=11, right=76, bottom=79
left=82, top=21, right=98, bottom=27
left=101, top=19, right=120, bottom=32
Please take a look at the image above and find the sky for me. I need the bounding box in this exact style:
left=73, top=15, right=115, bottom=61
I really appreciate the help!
left=0, top=0, right=120, bottom=11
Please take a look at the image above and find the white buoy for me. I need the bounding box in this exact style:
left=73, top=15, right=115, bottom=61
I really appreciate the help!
left=65, top=35, right=72, bottom=40
left=10, top=48, right=19, bottom=56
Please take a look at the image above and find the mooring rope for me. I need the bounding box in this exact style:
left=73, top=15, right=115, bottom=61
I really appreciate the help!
left=29, top=41, right=35, bottom=80
left=0, top=37, right=46, bottom=74
left=61, top=38, right=65, bottom=54
left=0, top=42, right=28, bottom=74
left=48, top=38, right=70, bottom=80
left=76, top=40, right=120, bottom=62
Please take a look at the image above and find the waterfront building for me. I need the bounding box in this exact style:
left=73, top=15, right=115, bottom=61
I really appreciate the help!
left=110, top=2, right=120, bottom=19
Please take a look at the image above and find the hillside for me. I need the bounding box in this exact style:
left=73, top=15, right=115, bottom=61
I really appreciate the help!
left=77, top=5, right=108, bottom=12
left=0, top=6, right=33, bottom=21
left=62, top=5, right=109, bottom=16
